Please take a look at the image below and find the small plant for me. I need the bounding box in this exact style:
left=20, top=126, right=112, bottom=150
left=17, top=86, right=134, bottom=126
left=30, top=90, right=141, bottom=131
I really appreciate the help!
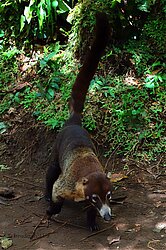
left=0, top=0, right=165, bottom=164
left=82, top=73, right=166, bottom=160
left=20, top=0, right=71, bottom=41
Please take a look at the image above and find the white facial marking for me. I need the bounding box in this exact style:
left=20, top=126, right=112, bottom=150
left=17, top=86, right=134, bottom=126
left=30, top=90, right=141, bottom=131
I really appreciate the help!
left=92, top=194, right=97, bottom=198
left=92, top=194, right=98, bottom=203
left=99, top=204, right=112, bottom=218
left=107, top=191, right=112, bottom=200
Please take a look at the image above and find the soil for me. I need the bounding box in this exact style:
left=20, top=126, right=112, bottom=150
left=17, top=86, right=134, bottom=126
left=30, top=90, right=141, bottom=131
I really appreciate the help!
left=0, top=109, right=166, bottom=250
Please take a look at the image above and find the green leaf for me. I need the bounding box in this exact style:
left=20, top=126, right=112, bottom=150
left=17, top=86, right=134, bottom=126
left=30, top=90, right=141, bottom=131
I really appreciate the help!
left=20, top=15, right=26, bottom=32
left=0, top=29, right=4, bottom=38
left=47, top=88, right=55, bottom=99
left=38, top=5, right=46, bottom=30
left=45, top=118, right=59, bottom=128
left=138, top=2, right=150, bottom=12
left=0, top=164, right=11, bottom=171
left=52, top=0, right=58, bottom=9
left=46, top=0, right=51, bottom=16
left=47, top=51, right=57, bottom=60
left=24, top=6, right=33, bottom=24
left=14, top=92, right=20, bottom=103
left=3, top=48, right=20, bottom=59
left=40, top=59, right=47, bottom=69
left=0, top=237, right=13, bottom=249
left=58, top=0, right=71, bottom=12
left=0, top=122, right=7, bottom=134
left=132, top=110, right=138, bottom=115
left=50, top=79, right=60, bottom=89
left=144, top=82, right=158, bottom=89
left=39, top=50, right=58, bottom=69
left=152, top=61, right=161, bottom=68
left=29, top=0, right=35, bottom=6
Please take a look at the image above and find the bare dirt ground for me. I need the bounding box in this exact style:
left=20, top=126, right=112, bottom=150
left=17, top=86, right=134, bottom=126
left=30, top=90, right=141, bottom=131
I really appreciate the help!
left=0, top=109, right=166, bottom=250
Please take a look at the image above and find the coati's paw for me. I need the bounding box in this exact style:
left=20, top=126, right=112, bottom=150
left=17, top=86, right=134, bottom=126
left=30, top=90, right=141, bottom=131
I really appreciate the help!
left=45, top=193, right=51, bottom=202
left=88, top=222, right=100, bottom=232
left=46, top=199, right=63, bottom=218
left=46, top=205, right=61, bottom=217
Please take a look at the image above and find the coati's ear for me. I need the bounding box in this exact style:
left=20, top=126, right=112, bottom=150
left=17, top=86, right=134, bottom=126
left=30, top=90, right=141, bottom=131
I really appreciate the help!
left=82, top=177, right=88, bottom=185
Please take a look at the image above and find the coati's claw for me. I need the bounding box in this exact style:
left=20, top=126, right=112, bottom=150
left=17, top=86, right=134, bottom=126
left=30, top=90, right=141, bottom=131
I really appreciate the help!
left=89, top=223, right=100, bottom=232
left=46, top=208, right=53, bottom=218
left=45, top=194, right=51, bottom=202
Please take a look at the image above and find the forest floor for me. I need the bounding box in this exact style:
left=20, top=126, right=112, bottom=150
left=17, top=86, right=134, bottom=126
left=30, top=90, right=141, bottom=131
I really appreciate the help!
left=0, top=108, right=166, bottom=250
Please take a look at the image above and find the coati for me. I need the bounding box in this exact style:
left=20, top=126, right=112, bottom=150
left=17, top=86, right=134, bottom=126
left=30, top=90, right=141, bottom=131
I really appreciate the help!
left=45, top=13, right=113, bottom=231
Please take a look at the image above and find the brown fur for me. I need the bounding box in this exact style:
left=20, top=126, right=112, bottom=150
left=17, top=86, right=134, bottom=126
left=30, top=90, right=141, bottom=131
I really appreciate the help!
left=52, top=147, right=104, bottom=202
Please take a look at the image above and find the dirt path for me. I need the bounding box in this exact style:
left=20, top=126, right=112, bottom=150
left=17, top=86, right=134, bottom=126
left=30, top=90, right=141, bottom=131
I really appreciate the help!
left=0, top=111, right=166, bottom=249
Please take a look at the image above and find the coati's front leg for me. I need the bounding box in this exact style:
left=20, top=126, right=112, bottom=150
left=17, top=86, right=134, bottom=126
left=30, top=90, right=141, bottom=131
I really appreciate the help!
left=45, top=160, right=61, bottom=202
left=46, top=197, right=64, bottom=219
left=87, top=206, right=99, bottom=231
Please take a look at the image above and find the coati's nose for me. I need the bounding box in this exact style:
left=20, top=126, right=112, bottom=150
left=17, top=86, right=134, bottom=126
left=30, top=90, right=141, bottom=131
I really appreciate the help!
left=99, top=204, right=112, bottom=221
left=103, top=212, right=111, bottom=221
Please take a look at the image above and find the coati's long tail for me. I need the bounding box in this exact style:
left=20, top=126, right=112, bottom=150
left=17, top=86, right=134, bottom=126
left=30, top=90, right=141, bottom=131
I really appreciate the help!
left=69, top=13, right=110, bottom=114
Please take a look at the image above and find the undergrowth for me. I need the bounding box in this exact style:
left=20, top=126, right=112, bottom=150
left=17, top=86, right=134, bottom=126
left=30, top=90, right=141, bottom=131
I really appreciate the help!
left=0, top=2, right=166, bottom=162
left=84, top=74, right=166, bottom=160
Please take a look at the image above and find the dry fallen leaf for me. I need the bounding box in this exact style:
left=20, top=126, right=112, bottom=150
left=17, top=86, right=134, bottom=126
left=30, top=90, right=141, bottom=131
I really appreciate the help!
left=0, top=237, right=13, bottom=249
left=153, top=221, right=166, bottom=233
left=107, top=235, right=121, bottom=245
left=107, top=172, right=128, bottom=183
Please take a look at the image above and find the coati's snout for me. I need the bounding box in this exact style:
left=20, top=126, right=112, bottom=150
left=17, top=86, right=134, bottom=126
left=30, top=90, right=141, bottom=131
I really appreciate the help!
left=98, top=203, right=112, bottom=221
left=87, top=193, right=112, bottom=221
left=82, top=172, right=113, bottom=221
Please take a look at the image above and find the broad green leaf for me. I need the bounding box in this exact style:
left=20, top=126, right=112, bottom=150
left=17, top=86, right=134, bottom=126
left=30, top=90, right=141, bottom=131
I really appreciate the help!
left=24, top=6, right=33, bottom=24
left=46, top=0, right=51, bottom=15
left=38, top=5, right=46, bottom=30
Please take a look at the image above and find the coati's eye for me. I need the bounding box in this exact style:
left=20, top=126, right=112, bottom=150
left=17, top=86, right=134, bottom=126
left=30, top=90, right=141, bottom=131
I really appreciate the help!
left=107, top=191, right=112, bottom=201
left=91, top=194, right=98, bottom=203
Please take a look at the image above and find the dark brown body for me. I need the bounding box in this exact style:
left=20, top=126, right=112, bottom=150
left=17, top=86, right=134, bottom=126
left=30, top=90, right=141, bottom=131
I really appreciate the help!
left=45, top=13, right=113, bottom=231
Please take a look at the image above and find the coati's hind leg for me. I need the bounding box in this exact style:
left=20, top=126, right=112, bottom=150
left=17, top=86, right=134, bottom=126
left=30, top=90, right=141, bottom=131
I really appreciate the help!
left=87, top=206, right=99, bottom=231
left=45, top=161, right=61, bottom=202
